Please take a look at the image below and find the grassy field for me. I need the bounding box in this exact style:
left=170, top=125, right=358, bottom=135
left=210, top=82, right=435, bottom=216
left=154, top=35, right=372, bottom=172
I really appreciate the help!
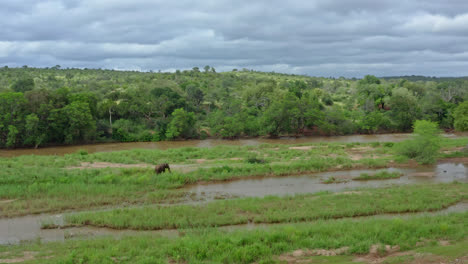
left=1, top=212, right=467, bottom=263
left=62, top=183, right=468, bottom=230
left=0, top=137, right=467, bottom=263
left=0, top=138, right=467, bottom=217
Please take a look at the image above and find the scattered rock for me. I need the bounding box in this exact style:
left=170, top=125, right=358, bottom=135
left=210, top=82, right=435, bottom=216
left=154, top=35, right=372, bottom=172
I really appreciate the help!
left=279, top=247, right=350, bottom=262
left=292, top=250, right=304, bottom=257
left=369, top=244, right=400, bottom=256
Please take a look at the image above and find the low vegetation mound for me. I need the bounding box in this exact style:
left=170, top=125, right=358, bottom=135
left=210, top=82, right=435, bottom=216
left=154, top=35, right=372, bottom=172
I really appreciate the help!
left=354, top=170, right=403, bottom=181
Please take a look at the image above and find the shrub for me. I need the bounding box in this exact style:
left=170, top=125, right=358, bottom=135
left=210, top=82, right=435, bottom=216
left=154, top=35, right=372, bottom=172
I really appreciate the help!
left=77, top=149, right=88, bottom=156
left=246, top=154, right=266, bottom=164
left=383, top=142, right=394, bottom=148
left=454, top=101, right=468, bottom=131
left=394, top=120, right=441, bottom=164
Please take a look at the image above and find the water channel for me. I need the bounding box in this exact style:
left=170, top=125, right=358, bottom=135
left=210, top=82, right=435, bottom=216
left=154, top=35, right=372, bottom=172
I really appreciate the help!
left=1, top=133, right=466, bottom=157
left=1, top=162, right=466, bottom=245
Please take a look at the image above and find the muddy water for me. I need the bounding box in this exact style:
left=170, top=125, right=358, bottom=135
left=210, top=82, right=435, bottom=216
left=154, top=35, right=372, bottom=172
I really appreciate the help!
left=0, top=213, right=178, bottom=245
left=0, top=162, right=467, bottom=245
left=187, top=163, right=467, bottom=198
left=1, top=133, right=466, bottom=157
left=1, top=202, right=467, bottom=245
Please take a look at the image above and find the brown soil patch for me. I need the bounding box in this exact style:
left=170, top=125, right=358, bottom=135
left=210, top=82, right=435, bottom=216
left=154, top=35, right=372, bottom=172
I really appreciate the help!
left=350, top=146, right=373, bottom=153
left=354, top=244, right=402, bottom=264
left=339, top=191, right=362, bottom=195
left=0, top=199, right=16, bottom=204
left=439, top=157, right=468, bottom=164
left=355, top=252, right=466, bottom=264
left=442, top=146, right=465, bottom=154
left=350, top=154, right=363, bottom=161
left=438, top=240, right=450, bottom=246
left=289, top=146, right=313, bottom=150
left=278, top=247, right=349, bottom=263
left=348, top=153, right=386, bottom=161
left=67, top=162, right=152, bottom=169
left=407, top=254, right=463, bottom=264
left=168, top=258, right=188, bottom=264
left=0, top=251, right=36, bottom=263
left=229, top=157, right=243, bottom=161
left=195, top=159, right=207, bottom=164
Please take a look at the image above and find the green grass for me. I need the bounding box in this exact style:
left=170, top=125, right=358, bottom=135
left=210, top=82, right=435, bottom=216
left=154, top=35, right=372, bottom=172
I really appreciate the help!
left=63, top=183, right=468, bottom=230
left=321, top=176, right=348, bottom=184
left=354, top=170, right=403, bottom=181
left=2, top=212, right=467, bottom=263
left=416, top=239, right=468, bottom=258
left=0, top=138, right=466, bottom=216
left=382, top=239, right=468, bottom=264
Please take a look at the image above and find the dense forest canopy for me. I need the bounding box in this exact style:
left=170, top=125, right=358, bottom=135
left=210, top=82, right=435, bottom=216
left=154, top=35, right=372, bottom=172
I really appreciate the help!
left=0, top=66, right=467, bottom=148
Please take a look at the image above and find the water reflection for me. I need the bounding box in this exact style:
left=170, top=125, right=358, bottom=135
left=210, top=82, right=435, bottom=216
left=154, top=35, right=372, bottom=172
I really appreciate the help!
left=187, top=163, right=467, bottom=198
left=3, top=133, right=467, bottom=157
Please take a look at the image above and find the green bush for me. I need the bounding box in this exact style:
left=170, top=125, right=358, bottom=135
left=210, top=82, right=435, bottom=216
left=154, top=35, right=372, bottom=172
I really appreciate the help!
left=383, top=142, right=394, bottom=148
left=454, top=101, right=468, bottom=131
left=77, top=149, right=88, bottom=156
left=395, top=120, right=441, bottom=164
left=246, top=154, right=266, bottom=164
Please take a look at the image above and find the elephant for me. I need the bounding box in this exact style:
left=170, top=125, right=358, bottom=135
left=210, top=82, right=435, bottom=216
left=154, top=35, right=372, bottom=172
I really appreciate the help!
left=155, top=163, right=171, bottom=174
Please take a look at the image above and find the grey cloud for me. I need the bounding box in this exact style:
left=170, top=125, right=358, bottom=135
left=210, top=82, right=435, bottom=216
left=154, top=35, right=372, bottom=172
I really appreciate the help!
left=1, top=0, right=468, bottom=77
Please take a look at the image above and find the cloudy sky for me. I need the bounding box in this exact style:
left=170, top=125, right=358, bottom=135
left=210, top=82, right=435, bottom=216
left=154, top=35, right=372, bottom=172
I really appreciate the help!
left=1, top=0, right=468, bottom=77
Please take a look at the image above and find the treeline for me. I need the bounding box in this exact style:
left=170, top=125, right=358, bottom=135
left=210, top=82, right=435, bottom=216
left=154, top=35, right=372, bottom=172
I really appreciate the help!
left=0, top=66, right=467, bottom=148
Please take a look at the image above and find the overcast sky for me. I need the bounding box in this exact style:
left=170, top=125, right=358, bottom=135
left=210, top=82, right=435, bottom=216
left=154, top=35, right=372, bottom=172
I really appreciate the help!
left=1, top=0, right=468, bottom=77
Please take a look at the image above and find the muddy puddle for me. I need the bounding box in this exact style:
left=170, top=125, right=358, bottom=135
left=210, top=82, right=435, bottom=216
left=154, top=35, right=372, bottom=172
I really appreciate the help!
left=186, top=163, right=467, bottom=198
left=2, top=133, right=466, bottom=157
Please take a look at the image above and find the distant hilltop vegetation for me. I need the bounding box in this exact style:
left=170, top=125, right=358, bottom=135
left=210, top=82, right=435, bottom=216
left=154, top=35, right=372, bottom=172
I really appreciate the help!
left=0, top=66, right=467, bottom=148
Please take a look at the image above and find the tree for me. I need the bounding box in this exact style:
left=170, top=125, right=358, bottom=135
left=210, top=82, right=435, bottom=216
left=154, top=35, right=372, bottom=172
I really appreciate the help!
left=11, top=78, right=35, bottom=93
left=385, top=87, right=421, bottom=131
left=0, top=92, right=27, bottom=147
left=165, top=108, right=196, bottom=139
left=208, top=110, right=244, bottom=138
left=62, top=101, right=96, bottom=143
left=359, top=75, right=381, bottom=85
left=261, top=92, right=302, bottom=136
left=98, top=99, right=117, bottom=134
left=454, top=101, right=468, bottom=131
left=24, top=114, right=45, bottom=148
left=204, top=65, right=211, bottom=73
left=186, top=84, right=204, bottom=108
